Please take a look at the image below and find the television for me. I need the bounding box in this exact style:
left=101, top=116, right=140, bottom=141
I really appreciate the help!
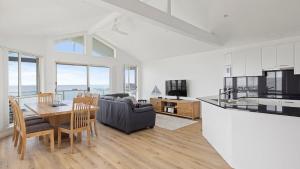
left=165, top=80, right=187, bottom=100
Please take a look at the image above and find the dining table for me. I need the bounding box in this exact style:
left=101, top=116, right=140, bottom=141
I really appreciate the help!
left=25, top=101, right=98, bottom=140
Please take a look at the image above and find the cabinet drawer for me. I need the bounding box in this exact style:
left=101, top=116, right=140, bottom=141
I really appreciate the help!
left=281, top=100, right=300, bottom=108
left=177, top=108, right=193, bottom=117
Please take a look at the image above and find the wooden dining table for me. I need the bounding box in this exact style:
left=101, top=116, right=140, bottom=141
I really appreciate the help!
left=25, top=101, right=98, bottom=139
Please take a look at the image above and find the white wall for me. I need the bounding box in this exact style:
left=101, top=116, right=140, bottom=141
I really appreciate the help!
left=141, top=50, right=225, bottom=99
left=141, top=36, right=300, bottom=100
left=43, top=34, right=141, bottom=95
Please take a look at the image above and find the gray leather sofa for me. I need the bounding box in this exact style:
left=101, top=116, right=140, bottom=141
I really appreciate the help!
left=97, top=95, right=156, bottom=134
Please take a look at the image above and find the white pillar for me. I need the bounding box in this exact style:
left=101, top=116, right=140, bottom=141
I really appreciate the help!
left=0, top=48, right=9, bottom=131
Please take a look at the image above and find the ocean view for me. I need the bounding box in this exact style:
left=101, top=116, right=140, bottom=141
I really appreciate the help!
left=9, top=85, right=110, bottom=100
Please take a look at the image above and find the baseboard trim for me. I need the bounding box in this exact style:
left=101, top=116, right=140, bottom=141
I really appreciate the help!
left=0, top=127, right=12, bottom=140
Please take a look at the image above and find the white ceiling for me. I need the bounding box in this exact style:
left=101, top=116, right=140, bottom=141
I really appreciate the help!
left=1, top=0, right=300, bottom=61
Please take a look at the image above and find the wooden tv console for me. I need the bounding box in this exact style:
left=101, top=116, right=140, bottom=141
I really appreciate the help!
left=150, top=98, right=201, bottom=120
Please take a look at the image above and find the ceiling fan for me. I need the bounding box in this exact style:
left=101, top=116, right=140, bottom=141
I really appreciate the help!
left=111, top=18, right=129, bottom=36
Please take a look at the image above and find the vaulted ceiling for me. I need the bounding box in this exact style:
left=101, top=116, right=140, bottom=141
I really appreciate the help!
left=1, top=0, right=300, bottom=61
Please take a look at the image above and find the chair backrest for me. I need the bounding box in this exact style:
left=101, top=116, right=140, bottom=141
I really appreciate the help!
left=9, top=98, right=26, bottom=136
left=71, top=97, right=92, bottom=130
left=38, top=93, right=53, bottom=104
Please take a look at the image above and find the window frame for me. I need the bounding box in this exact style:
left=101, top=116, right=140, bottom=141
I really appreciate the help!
left=8, top=51, right=41, bottom=97
left=124, top=65, right=138, bottom=98
left=55, top=62, right=112, bottom=97
left=91, top=36, right=116, bottom=58
left=54, top=34, right=86, bottom=55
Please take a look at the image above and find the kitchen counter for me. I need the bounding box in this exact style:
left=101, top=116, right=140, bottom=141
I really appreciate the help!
left=197, top=96, right=300, bottom=117
left=199, top=97, right=300, bottom=169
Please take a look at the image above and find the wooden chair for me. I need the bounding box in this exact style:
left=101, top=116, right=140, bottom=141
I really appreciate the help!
left=38, top=93, right=54, bottom=104
left=9, top=97, right=45, bottom=144
left=10, top=99, right=54, bottom=160
left=58, top=97, right=92, bottom=153
left=87, top=94, right=99, bottom=136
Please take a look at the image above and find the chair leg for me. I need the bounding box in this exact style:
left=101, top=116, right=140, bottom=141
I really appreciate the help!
left=17, top=137, right=22, bottom=154
left=87, top=127, right=91, bottom=146
left=93, top=121, right=98, bottom=137
left=90, top=123, right=94, bottom=136
left=43, top=135, right=48, bottom=145
left=20, top=138, right=26, bottom=160
left=57, top=128, right=61, bottom=149
left=12, top=127, right=16, bottom=142
left=78, top=132, right=82, bottom=143
left=14, top=131, right=19, bottom=147
left=50, top=131, right=54, bottom=152
left=70, top=133, right=74, bottom=153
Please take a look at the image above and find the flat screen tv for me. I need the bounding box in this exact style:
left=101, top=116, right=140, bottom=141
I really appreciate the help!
left=165, top=80, right=187, bottom=100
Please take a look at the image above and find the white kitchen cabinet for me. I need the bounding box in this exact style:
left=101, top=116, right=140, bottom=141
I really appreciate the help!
left=245, top=47, right=262, bottom=76
left=281, top=99, right=300, bottom=108
left=231, top=51, right=246, bottom=77
left=294, top=42, right=300, bottom=74
left=262, top=46, right=277, bottom=70
left=224, top=53, right=232, bottom=65
left=258, top=98, right=282, bottom=106
left=276, top=43, right=294, bottom=69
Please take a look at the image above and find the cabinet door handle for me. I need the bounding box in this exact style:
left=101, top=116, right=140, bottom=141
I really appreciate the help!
left=280, top=65, right=289, bottom=67
left=284, top=101, right=294, bottom=104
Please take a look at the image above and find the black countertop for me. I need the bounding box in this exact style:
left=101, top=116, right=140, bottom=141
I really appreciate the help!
left=197, top=96, right=300, bottom=118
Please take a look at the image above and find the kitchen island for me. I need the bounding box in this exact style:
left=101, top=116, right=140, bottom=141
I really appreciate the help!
left=198, top=96, right=300, bottom=169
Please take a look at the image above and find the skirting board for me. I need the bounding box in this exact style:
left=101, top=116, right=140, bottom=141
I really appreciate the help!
left=0, top=127, right=12, bottom=140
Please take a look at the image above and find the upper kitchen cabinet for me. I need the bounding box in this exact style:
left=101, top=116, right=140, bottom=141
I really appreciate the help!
left=294, top=42, right=300, bottom=74
left=224, top=53, right=232, bottom=77
left=231, top=50, right=246, bottom=77
left=276, top=43, right=294, bottom=69
left=262, top=46, right=277, bottom=70
left=245, top=47, right=262, bottom=76
left=224, top=53, right=232, bottom=65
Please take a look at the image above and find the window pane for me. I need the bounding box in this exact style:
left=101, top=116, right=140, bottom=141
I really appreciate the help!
left=57, top=64, right=87, bottom=100
left=8, top=52, right=19, bottom=96
left=21, top=54, right=38, bottom=96
left=124, top=66, right=137, bottom=97
left=89, top=66, right=110, bottom=95
left=55, top=36, right=84, bottom=54
left=92, top=38, right=114, bottom=58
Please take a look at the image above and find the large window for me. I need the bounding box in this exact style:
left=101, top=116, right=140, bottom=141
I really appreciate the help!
left=8, top=51, right=40, bottom=123
left=8, top=52, right=39, bottom=97
left=54, top=36, right=85, bottom=54
left=89, top=66, right=110, bottom=94
left=56, top=64, right=110, bottom=100
left=92, top=37, right=115, bottom=58
left=124, top=65, right=138, bottom=97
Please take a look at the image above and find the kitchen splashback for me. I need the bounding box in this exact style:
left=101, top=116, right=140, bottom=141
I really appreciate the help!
left=224, top=70, right=300, bottom=97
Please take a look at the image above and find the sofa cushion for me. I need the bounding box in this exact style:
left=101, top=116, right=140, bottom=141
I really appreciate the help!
left=116, top=98, right=135, bottom=110
left=100, top=96, right=115, bottom=100
left=123, top=96, right=138, bottom=104
left=105, top=93, right=129, bottom=98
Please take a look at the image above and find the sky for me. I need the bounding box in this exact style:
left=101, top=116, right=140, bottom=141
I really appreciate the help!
left=57, top=64, right=110, bottom=86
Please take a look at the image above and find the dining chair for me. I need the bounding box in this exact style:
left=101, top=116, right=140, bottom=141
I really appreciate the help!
left=58, top=97, right=92, bottom=153
left=10, top=99, right=54, bottom=160
left=38, top=92, right=54, bottom=104
left=9, top=97, right=45, bottom=145
left=84, top=93, right=100, bottom=136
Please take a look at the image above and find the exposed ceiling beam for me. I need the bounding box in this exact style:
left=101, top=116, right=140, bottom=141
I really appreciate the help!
left=84, top=0, right=222, bottom=46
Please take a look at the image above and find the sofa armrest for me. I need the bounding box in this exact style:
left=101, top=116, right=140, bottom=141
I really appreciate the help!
left=134, top=106, right=154, bottom=113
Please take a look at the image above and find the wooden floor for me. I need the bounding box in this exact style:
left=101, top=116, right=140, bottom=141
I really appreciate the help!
left=0, top=120, right=231, bottom=169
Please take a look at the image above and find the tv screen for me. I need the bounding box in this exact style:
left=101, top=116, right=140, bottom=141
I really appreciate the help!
left=165, top=80, right=187, bottom=97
